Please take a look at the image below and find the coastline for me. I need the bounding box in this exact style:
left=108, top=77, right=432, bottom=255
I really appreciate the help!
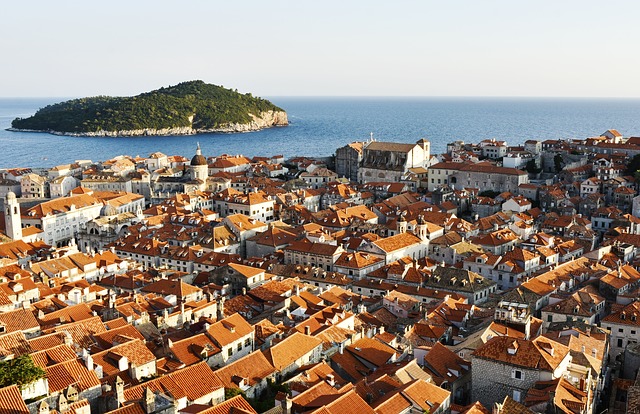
left=6, top=110, right=289, bottom=138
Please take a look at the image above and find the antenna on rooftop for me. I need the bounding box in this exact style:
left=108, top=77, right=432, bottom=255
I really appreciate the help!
left=370, top=132, right=374, bottom=142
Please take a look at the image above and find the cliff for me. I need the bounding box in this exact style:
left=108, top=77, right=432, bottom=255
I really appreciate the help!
left=10, top=110, right=289, bottom=137
left=9, top=81, right=288, bottom=137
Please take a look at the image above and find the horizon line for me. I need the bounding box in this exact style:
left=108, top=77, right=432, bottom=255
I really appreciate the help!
left=2, top=95, right=640, bottom=100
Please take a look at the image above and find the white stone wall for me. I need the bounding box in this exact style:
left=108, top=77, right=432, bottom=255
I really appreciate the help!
left=602, top=321, right=640, bottom=359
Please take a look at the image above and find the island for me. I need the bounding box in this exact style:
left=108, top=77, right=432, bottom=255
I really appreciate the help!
left=9, top=80, right=288, bottom=136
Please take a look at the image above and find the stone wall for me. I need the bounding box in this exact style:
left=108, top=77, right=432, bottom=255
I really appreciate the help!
left=471, top=357, right=549, bottom=408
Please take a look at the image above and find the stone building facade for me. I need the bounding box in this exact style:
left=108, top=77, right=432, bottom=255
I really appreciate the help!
left=335, top=141, right=364, bottom=182
left=358, top=139, right=430, bottom=183
left=427, top=162, right=529, bottom=193
left=471, top=337, right=570, bottom=408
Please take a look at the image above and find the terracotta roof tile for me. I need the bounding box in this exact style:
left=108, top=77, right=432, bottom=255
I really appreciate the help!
left=0, top=331, right=31, bottom=356
left=373, top=232, right=423, bottom=253
left=0, top=384, right=29, bottom=414
left=30, top=344, right=78, bottom=368
left=346, top=337, right=397, bottom=368
left=125, top=362, right=222, bottom=403
left=167, top=333, right=221, bottom=367
left=473, top=336, right=569, bottom=371
left=44, top=359, right=100, bottom=393
left=44, top=316, right=107, bottom=349
left=213, top=350, right=276, bottom=388
left=198, top=395, right=257, bottom=414
left=207, top=313, right=253, bottom=348
left=308, top=389, right=375, bottom=414
left=91, top=339, right=156, bottom=377
left=262, top=332, right=322, bottom=371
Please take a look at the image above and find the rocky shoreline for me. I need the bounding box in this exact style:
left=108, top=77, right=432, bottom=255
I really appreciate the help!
left=7, top=110, right=288, bottom=137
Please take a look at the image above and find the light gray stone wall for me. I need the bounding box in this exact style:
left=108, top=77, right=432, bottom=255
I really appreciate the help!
left=471, top=357, right=549, bottom=408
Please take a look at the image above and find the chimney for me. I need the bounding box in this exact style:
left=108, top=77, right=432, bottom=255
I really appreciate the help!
left=58, top=394, right=68, bottom=413
left=282, top=396, right=293, bottom=414
left=326, top=374, right=335, bottom=387
left=85, top=353, right=93, bottom=371
left=339, top=342, right=344, bottom=354
left=115, top=376, right=125, bottom=407
left=242, top=288, right=246, bottom=296
left=38, top=401, right=50, bottom=414
left=217, top=297, right=225, bottom=320
left=64, top=331, right=73, bottom=347
left=117, top=355, right=129, bottom=372
left=304, top=326, right=311, bottom=336
left=142, top=387, right=155, bottom=414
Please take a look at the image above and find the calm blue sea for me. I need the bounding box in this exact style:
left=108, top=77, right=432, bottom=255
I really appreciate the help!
left=1, top=97, right=640, bottom=169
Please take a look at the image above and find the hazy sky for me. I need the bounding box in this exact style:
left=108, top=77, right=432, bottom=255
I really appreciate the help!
left=2, top=1, right=639, bottom=97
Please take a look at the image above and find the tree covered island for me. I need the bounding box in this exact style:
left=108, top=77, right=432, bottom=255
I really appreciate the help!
left=10, top=80, right=288, bottom=136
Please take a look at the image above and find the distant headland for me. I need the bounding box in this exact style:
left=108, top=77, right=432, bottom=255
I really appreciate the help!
left=8, top=80, right=288, bottom=137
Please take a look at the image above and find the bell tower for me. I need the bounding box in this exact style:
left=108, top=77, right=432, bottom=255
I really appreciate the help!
left=4, top=192, right=22, bottom=241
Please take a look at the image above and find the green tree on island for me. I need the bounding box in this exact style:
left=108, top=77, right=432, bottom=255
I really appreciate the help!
left=11, top=80, right=285, bottom=134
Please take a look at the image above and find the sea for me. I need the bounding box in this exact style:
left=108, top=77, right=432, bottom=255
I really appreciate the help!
left=1, top=97, right=640, bottom=169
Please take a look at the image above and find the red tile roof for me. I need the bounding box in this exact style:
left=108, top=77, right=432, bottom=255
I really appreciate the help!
left=0, top=384, right=29, bottom=414
left=213, top=350, right=277, bottom=388
left=262, top=332, right=322, bottom=371
left=207, top=313, right=254, bottom=348
left=473, top=336, right=569, bottom=371
left=198, top=395, right=258, bottom=414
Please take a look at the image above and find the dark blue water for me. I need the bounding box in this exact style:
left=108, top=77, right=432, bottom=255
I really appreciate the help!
left=2, top=97, right=640, bottom=168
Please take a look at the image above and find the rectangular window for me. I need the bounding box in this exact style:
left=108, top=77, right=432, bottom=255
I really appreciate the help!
left=513, top=390, right=521, bottom=402
left=512, top=370, right=523, bottom=380
left=228, top=348, right=233, bottom=357
left=618, top=338, right=624, bottom=347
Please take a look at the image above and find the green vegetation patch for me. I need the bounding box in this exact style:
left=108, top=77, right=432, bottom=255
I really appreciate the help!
left=0, top=355, right=46, bottom=389
left=12, top=80, right=284, bottom=133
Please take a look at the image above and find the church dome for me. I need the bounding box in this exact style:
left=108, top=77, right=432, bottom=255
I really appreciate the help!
left=190, top=143, right=207, bottom=166
left=190, top=154, right=207, bottom=166
left=100, top=204, right=118, bottom=217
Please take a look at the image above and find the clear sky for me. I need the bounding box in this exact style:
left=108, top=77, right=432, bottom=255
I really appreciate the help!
left=2, top=0, right=639, bottom=97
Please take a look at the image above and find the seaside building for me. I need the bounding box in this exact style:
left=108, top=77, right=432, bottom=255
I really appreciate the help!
left=20, top=194, right=102, bottom=246
left=358, top=139, right=430, bottom=183
left=427, top=161, right=529, bottom=193
left=335, top=141, right=365, bottom=182
left=20, top=173, right=48, bottom=199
